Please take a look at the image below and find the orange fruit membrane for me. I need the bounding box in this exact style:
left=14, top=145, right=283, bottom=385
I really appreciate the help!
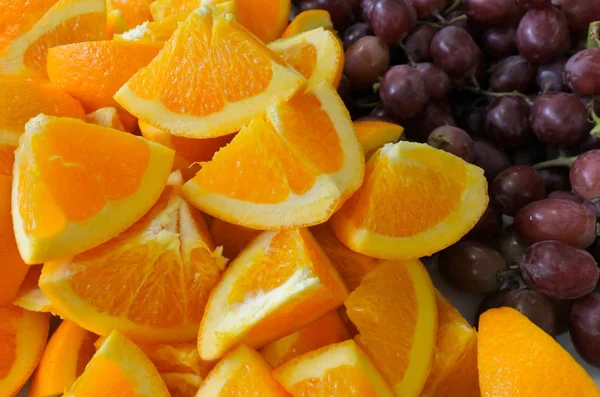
left=85, top=107, right=127, bottom=131
left=209, top=218, right=262, bottom=260
left=0, top=0, right=107, bottom=77
left=272, top=339, right=395, bottom=397
left=421, top=292, right=479, bottom=397
left=0, top=306, right=49, bottom=396
left=65, top=330, right=170, bottom=397
left=12, top=266, right=55, bottom=313
left=344, top=260, right=438, bottom=397
left=40, top=172, right=226, bottom=343
left=29, top=320, right=98, bottom=397
left=281, top=10, right=334, bottom=39
left=196, top=345, right=289, bottom=397
left=197, top=228, right=348, bottom=361
left=115, top=7, right=306, bottom=139
left=108, top=0, right=153, bottom=31
left=260, top=310, right=350, bottom=368
left=268, top=27, right=344, bottom=88
left=331, top=141, right=488, bottom=260
left=478, top=307, right=600, bottom=397
left=353, top=120, right=404, bottom=159
left=12, top=115, right=174, bottom=264
left=182, top=83, right=364, bottom=230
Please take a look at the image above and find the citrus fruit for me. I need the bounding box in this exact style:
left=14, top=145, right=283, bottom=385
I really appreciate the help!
left=108, top=0, right=153, bottom=30
left=13, top=114, right=174, bottom=264
left=208, top=218, right=262, bottom=260
left=114, top=13, right=188, bottom=42
left=196, top=344, right=289, bottom=396
left=12, top=266, right=55, bottom=313
left=115, top=7, right=306, bottom=139
left=344, top=259, right=438, bottom=397
left=106, top=7, right=129, bottom=38
left=421, top=292, right=479, bottom=397
left=260, top=310, right=350, bottom=368
left=29, top=320, right=98, bottom=397
left=182, top=83, right=364, bottom=230
left=40, top=172, right=226, bottom=343
left=198, top=228, right=348, bottom=360
left=85, top=107, right=127, bottom=131
left=478, top=307, right=600, bottom=397
left=331, top=141, right=488, bottom=260
left=0, top=306, right=49, bottom=396
left=268, top=27, right=344, bottom=87
left=162, top=373, right=203, bottom=397
left=272, top=339, right=395, bottom=397
left=281, top=10, right=334, bottom=39
left=65, top=330, right=170, bottom=397
left=0, top=0, right=107, bottom=76
left=353, top=119, right=404, bottom=158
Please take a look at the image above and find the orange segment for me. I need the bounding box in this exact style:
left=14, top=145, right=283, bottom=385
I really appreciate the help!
left=66, top=330, right=170, bottom=397
left=331, top=141, right=488, bottom=260
left=281, top=10, right=334, bottom=39
left=29, top=320, right=98, bottom=397
left=109, top=0, right=153, bottom=30
left=86, top=107, right=127, bottom=131
left=114, top=13, right=188, bottom=42
left=344, top=260, right=438, bottom=397
left=162, top=373, right=203, bottom=397
left=115, top=7, right=306, bottom=139
left=353, top=120, right=404, bottom=158
left=196, top=345, right=289, bottom=396
left=273, top=340, right=394, bottom=397
left=209, top=218, right=262, bottom=260
left=12, top=266, right=55, bottom=313
left=0, top=306, right=49, bottom=396
left=198, top=228, right=348, bottom=360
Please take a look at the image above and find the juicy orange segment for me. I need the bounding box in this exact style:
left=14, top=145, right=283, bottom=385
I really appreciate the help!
left=353, top=120, right=404, bottom=158
left=12, top=266, right=55, bottom=313
left=115, top=7, right=306, bottom=139
left=0, top=306, right=49, bottom=396
left=345, top=260, right=438, bottom=397
left=114, top=13, right=188, bottom=42
left=331, top=141, right=488, bottom=260
left=209, top=218, right=262, bottom=260
left=198, top=228, right=348, bottom=360
left=86, top=107, right=127, bottom=131
left=196, top=345, right=289, bottom=396
left=162, top=373, right=203, bottom=397
left=282, top=10, right=334, bottom=38
left=13, top=115, right=174, bottom=263
left=108, top=0, right=153, bottom=30
left=273, top=340, right=394, bottom=397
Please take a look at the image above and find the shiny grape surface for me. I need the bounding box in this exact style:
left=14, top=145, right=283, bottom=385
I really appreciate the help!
left=472, top=140, right=511, bottom=180
left=370, top=0, right=416, bottom=44
left=516, top=6, right=569, bottom=64
left=344, top=36, right=390, bottom=89
left=489, top=55, right=534, bottom=93
left=564, top=49, right=600, bottom=97
left=491, top=165, right=545, bottom=216
left=426, top=125, right=474, bottom=161
left=498, top=227, right=530, bottom=267
left=485, top=96, right=531, bottom=148
left=482, top=26, right=516, bottom=59
left=531, top=93, right=591, bottom=147
left=380, top=65, right=429, bottom=120
left=416, top=63, right=451, bottom=100
left=430, top=26, right=480, bottom=77
left=571, top=150, right=600, bottom=201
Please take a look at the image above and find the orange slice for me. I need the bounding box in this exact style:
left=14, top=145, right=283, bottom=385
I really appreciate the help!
left=114, top=13, right=188, bottom=42
left=198, top=228, right=348, bottom=360
left=331, top=141, right=488, bottom=260
left=0, top=306, right=49, bottom=396
left=162, top=373, right=203, bottom=397
left=268, top=27, right=344, bottom=88
left=106, top=7, right=129, bottom=38
left=353, top=120, right=404, bottom=158
left=86, top=107, right=127, bottom=131
left=0, top=0, right=107, bottom=76
left=182, top=83, right=364, bottom=230
left=13, top=115, right=174, bottom=264
left=40, top=172, right=226, bottom=342
left=12, top=266, right=55, bottom=313
left=260, top=310, right=350, bottom=368
left=29, top=320, right=98, bottom=397
left=281, top=10, right=334, bottom=39
left=209, top=218, right=262, bottom=260
left=65, top=330, right=170, bottom=397
left=108, top=0, right=153, bottom=30
left=196, top=345, right=289, bottom=396
left=479, top=307, right=600, bottom=396
left=344, top=260, right=438, bottom=397
left=272, top=340, right=395, bottom=397
left=421, top=293, right=479, bottom=397
left=115, top=7, right=306, bottom=139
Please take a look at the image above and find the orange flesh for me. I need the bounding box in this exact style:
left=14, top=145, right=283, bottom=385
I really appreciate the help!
left=0, top=0, right=59, bottom=51
left=0, top=307, right=21, bottom=379
left=0, top=145, right=15, bottom=176
left=110, top=0, right=152, bottom=28
left=277, top=42, right=317, bottom=80
left=234, top=0, right=285, bottom=43
left=220, top=362, right=285, bottom=396
left=291, top=365, right=379, bottom=397
left=70, top=356, right=137, bottom=396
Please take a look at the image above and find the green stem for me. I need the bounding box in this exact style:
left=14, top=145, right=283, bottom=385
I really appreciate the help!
left=588, top=21, right=600, bottom=49
left=590, top=101, right=600, bottom=136
left=533, top=156, right=578, bottom=170
left=444, top=0, right=462, bottom=15
left=454, top=84, right=534, bottom=105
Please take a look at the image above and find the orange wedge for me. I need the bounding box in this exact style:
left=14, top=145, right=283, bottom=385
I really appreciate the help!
left=114, top=13, right=188, bottom=42
left=13, top=115, right=174, bottom=264
left=281, top=10, right=334, bottom=38
left=260, top=310, right=350, bottom=368
left=108, top=0, right=153, bottom=30
left=331, top=141, right=488, bottom=260
left=29, top=320, right=98, bottom=397
left=345, top=260, right=438, bottom=397
left=479, top=308, right=600, bottom=396
left=268, top=27, right=344, bottom=88
left=196, top=345, right=289, bottom=396
left=273, top=340, right=395, bottom=397
left=0, top=306, right=49, bottom=396
left=86, top=107, right=127, bottom=131
left=12, top=266, right=54, bottom=313
left=209, top=218, right=262, bottom=260
left=182, top=83, right=364, bottom=230
left=115, top=7, right=306, bottom=139
left=198, top=228, right=348, bottom=360
left=0, top=0, right=107, bottom=76
left=40, top=172, right=225, bottom=342
left=353, top=120, right=404, bottom=158
left=106, top=7, right=129, bottom=38
left=65, top=330, right=170, bottom=397
left=162, top=373, right=203, bottom=397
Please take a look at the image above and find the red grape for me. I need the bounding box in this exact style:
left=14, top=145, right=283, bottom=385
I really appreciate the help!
left=482, top=26, right=517, bottom=59
left=485, top=96, right=531, bottom=149
left=564, top=49, right=600, bottom=97
left=404, top=24, right=437, bottom=63
left=536, top=57, right=567, bottom=93
left=344, top=36, right=390, bottom=89
left=531, top=93, right=591, bottom=147
left=370, top=0, right=416, bottom=44
left=501, top=290, right=557, bottom=337
left=408, top=0, right=448, bottom=18
left=361, top=0, right=377, bottom=20
left=472, top=140, right=511, bottom=180
left=427, top=125, right=474, bottom=161
left=519, top=0, right=551, bottom=5
left=571, top=150, right=600, bottom=201
left=466, top=0, right=515, bottom=23
left=555, top=0, right=600, bottom=31
left=380, top=65, right=429, bottom=120
left=538, top=168, right=570, bottom=193
left=489, top=55, right=535, bottom=93
left=498, top=226, right=531, bottom=267
left=416, top=63, right=451, bottom=100
left=492, top=165, right=545, bottom=216
left=403, top=102, right=456, bottom=142
left=570, top=293, right=600, bottom=368
left=430, top=26, right=480, bottom=78
left=466, top=203, right=503, bottom=241
left=343, top=23, right=372, bottom=49
left=516, top=6, right=569, bottom=64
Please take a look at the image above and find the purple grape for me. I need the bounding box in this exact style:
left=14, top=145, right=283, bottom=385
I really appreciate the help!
left=531, top=93, right=591, bottom=147
left=564, top=49, right=600, bottom=97
left=416, top=63, right=451, bottom=100
left=519, top=0, right=551, bottom=5
left=501, top=290, right=557, bottom=337
left=344, top=23, right=372, bottom=49
left=570, top=293, right=600, bottom=368
left=344, top=36, right=390, bottom=89
left=536, top=57, right=567, bottom=93
left=427, top=125, right=474, bottom=161
left=498, top=226, right=531, bottom=267
left=548, top=190, right=581, bottom=202
left=466, top=0, right=515, bottom=23
left=430, top=26, right=480, bottom=78
left=361, top=0, right=377, bottom=20
left=492, top=165, right=545, bottom=216
left=466, top=203, right=503, bottom=241
left=489, top=55, right=535, bottom=93
left=403, top=102, right=456, bottom=142
left=571, top=150, right=600, bottom=201
left=408, top=0, right=448, bottom=18
left=482, top=26, right=517, bottom=58
left=404, top=24, right=437, bottom=63
left=472, top=140, right=511, bottom=180
left=337, top=74, right=352, bottom=106
left=556, top=0, right=600, bottom=31
left=370, top=0, right=416, bottom=44
left=380, top=65, right=429, bottom=121
left=516, top=6, right=569, bottom=64
left=539, top=168, right=570, bottom=193
left=300, top=0, right=354, bottom=28
left=485, top=96, right=531, bottom=149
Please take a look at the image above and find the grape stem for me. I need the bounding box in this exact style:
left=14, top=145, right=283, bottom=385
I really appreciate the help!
left=454, top=83, right=534, bottom=105
left=397, top=43, right=418, bottom=67
left=443, top=0, right=462, bottom=15
left=416, top=14, right=467, bottom=28
left=588, top=21, right=600, bottom=49
left=589, top=101, right=600, bottom=136
left=533, top=156, right=577, bottom=170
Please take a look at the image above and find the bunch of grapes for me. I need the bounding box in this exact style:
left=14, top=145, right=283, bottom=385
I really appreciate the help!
left=295, top=0, right=600, bottom=368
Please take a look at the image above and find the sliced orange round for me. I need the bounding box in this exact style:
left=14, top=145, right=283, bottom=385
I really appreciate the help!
left=268, top=27, right=344, bottom=87
left=198, top=228, right=348, bottom=360
left=29, top=320, right=98, bottom=397
left=12, top=266, right=55, bottom=313
left=331, top=141, right=488, bottom=260
left=281, top=9, right=334, bottom=39
left=0, top=305, right=49, bottom=396
left=86, top=107, right=127, bottom=131
left=209, top=218, right=262, bottom=260
left=40, top=172, right=226, bottom=342
left=0, top=0, right=107, bottom=76
left=182, top=83, right=364, bottom=230
left=115, top=7, right=306, bottom=139
left=13, top=114, right=174, bottom=264
left=344, top=260, right=438, bottom=397
left=353, top=120, right=404, bottom=158
left=272, top=340, right=395, bottom=397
